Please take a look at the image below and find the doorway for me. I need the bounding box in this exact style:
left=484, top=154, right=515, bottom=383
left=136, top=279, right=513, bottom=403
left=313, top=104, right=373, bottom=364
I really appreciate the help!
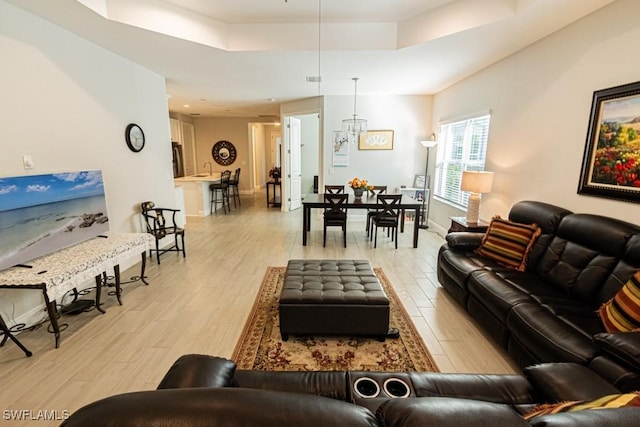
left=282, top=112, right=320, bottom=211
left=249, top=122, right=282, bottom=194
left=249, top=113, right=320, bottom=211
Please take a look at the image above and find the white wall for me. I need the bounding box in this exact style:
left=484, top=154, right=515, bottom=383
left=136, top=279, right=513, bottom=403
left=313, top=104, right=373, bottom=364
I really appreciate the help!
left=431, top=0, right=640, bottom=231
left=0, top=1, right=174, bottom=326
left=299, top=113, right=320, bottom=196
left=323, top=94, right=433, bottom=193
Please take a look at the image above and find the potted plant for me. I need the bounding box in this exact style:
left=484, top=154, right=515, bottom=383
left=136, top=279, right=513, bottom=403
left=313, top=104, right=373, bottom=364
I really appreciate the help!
left=269, top=166, right=281, bottom=182
left=348, top=177, right=373, bottom=198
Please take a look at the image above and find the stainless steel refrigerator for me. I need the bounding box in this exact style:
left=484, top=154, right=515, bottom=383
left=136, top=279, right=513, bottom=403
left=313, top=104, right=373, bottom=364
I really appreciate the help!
left=172, top=142, right=185, bottom=178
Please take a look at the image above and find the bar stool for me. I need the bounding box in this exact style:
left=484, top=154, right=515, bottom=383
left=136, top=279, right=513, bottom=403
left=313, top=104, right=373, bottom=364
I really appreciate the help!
left=209, top=170, right=231, bottom=214
left=228, top=168, right=241, bottom=208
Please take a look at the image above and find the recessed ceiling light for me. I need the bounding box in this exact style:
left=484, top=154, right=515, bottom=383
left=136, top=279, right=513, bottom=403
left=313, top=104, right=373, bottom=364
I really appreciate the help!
left=268, top=98, right=276, bottom=102
left=183, top=104, right=190, bottom=108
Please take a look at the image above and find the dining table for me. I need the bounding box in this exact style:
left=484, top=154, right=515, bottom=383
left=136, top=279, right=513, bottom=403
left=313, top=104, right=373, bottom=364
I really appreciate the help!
left=301, top=193, right=422, bottom=248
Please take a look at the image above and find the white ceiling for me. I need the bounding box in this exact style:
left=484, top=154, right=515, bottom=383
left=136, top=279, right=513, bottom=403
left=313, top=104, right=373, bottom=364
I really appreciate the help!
left=6, top=0, right=616, bottom=117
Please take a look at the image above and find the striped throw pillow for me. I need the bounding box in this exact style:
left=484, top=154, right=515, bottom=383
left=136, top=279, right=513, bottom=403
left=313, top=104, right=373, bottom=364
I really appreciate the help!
left=524, top=392, right=640, bottom=419
left=599, top=270, right=640, bottom=333
left=475, top=216, right=541, bottom=271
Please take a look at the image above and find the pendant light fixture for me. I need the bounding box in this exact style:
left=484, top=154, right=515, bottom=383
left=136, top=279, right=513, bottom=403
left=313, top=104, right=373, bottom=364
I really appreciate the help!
left=342, top=77, right=367, bottom=143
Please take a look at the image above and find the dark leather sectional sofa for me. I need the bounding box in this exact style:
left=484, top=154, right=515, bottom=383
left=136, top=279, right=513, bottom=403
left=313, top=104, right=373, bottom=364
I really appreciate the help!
left=437, top=200, right=640, bottom=391
left=61, top=354, right=639, bottom=426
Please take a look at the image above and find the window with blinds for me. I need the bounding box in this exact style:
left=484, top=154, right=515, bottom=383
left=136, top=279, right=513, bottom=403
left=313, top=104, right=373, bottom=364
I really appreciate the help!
left=434, top=114, right=491, bottom=208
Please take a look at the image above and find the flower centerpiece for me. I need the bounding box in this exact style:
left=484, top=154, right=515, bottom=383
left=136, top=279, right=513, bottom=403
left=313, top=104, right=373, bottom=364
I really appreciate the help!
left=269, top=166, right=281, bottom=182
left=348, top=177, right=373, bottom=198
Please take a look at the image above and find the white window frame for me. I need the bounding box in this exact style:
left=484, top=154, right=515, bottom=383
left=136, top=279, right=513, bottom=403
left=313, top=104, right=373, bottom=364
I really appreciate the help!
left=434, top=113, right=491, bottom=208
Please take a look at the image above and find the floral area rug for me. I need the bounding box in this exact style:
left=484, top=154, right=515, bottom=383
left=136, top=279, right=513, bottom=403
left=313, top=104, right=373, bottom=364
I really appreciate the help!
left=232, top=267, right=439, bottom=372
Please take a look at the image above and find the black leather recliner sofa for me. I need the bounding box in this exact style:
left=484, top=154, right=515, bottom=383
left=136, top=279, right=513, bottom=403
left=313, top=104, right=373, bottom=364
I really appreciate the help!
left=437, top=200, right=640, bottom=391
left=61, top=354, right=638, bottom=426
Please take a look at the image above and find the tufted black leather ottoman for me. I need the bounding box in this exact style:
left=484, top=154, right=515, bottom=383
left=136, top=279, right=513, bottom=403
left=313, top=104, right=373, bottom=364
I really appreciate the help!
left=279, top=260, right=390, bottom=341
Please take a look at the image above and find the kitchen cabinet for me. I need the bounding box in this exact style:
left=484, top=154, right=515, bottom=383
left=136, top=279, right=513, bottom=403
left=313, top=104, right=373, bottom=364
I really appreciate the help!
left=170, top=118, right=181, bottom=143
left=174, top=174, right=221, bottom=218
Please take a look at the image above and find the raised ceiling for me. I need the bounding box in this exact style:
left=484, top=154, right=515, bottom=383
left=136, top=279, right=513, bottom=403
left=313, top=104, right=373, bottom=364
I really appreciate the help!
left=6, top=0, right=617, bottom=117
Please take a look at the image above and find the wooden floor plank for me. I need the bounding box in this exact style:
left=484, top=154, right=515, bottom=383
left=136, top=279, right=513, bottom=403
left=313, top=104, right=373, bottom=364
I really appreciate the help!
left=0, top=192, right=517, bottom=425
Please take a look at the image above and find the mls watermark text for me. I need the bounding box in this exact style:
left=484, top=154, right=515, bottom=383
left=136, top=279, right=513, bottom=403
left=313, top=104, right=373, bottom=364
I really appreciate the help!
left=3, top=409, right=70, bottom=422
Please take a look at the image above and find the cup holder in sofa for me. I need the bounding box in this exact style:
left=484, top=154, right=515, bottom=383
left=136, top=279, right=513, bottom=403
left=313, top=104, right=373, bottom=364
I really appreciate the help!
left=383, top=378, right=411, bottom=398
left=353, top=377, right=380, bottom=398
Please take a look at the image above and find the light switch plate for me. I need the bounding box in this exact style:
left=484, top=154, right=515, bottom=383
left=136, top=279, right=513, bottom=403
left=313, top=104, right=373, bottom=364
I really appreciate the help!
left=22, top=155, right=34, bottom=169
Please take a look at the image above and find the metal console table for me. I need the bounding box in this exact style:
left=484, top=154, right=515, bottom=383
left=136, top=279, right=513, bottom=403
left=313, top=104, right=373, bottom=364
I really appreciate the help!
left=0, top=232, right=152, bottom=352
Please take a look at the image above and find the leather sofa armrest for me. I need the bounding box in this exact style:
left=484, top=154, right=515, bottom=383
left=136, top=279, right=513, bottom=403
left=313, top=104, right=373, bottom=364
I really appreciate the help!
left=376, top=397, right=529, bottom=427
left=524, top=363, right=619, bottom=402
left=445, top=232, right=485, bottom=251
left=593, top=332, right=640, bottom=370
left=157, top=354, right=236, bottom=389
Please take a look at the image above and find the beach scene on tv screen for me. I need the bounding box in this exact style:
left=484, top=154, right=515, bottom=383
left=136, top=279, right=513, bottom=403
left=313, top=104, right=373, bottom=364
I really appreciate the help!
left=0, top=170, right=109, bottom=271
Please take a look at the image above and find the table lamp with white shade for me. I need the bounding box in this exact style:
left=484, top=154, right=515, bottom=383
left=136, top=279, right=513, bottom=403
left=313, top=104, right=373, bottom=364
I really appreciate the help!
left=461, top=171, right=494, bottom=224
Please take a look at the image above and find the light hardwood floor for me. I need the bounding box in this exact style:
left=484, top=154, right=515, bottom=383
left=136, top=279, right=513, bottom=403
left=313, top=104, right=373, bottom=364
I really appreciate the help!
left=0, top=193, right=517, bottom=425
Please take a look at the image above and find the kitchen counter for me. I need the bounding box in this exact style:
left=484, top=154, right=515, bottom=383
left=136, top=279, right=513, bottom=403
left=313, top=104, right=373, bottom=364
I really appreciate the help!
left=174, top=174, right=221, bottom=217
left=174, top=173, right=221, bottom=183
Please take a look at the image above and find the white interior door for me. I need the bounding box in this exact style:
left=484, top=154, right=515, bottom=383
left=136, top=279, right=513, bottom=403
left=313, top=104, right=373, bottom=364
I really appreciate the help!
left=288, top=117, right=302, bottom=210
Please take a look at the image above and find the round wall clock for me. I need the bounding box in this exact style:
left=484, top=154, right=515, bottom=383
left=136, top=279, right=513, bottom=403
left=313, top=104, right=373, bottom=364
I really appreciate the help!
left=125, top=123, right=145, bottom=152
left=212, top=140, right=237, bottom=166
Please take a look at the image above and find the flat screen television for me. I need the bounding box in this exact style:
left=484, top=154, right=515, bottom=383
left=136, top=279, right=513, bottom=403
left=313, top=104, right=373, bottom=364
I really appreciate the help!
left=0, top=170, right=109, bottom=271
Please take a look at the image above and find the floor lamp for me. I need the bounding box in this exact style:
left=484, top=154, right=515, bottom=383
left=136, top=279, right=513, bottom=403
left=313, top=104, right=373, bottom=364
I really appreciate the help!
left=418, top=137, right=438, bottom=229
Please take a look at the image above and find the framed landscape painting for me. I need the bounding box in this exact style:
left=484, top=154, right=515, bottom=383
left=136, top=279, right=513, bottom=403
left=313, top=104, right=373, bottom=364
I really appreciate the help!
left=578, top=81, right=640, bottom=203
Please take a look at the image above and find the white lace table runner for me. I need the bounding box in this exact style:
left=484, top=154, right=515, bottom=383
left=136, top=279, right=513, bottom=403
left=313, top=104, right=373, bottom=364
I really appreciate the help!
left=0, top=232, right=152, bottom=301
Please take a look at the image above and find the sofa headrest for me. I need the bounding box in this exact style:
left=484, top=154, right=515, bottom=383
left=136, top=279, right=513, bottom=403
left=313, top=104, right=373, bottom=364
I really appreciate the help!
left=408, top=371, right=534, bottom=403
left=508, top=201, right=572, bottom=235
left=524, top=363, right=620, bottom=402
left=556, top=214, right=640, bottom=257
left=234, top=369, right=349, bottom=400
left=157, top=354, right=236, bottom=389
left=376, top=397, right=529, bottom=427
left=533, top=214, right=640, bottom=304
left=623, top=234, right=640, bottom=265
left=62, top=388, right=379, bottom=427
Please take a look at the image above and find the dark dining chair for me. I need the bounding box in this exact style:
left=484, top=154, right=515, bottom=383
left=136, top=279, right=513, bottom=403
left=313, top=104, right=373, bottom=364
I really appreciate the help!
left=209, top=170, right=231, bottom=214
left=228, top=167, right=241, bottom=208
left=371, top=194, right=402, bottom=249
left=324, top=185, right=344, bottom=194
left=366, top=185, right=387, bottom=236
left=323, top=193, right=348, bottom=248
left=141, top=201, right=186, bottom=263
